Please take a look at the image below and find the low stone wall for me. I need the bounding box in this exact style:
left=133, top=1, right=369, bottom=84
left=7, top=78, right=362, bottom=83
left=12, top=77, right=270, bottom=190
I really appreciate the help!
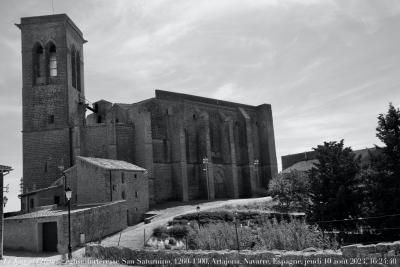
left=85, top=243, right=400, bottom=266
left=342, top=241, right=400, bottom=258
left=85, top=246, right=342, bottom=266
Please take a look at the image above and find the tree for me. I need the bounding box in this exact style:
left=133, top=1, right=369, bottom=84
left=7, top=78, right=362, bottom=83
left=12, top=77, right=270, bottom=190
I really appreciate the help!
left=307, top=140, right=361, bottom=230
left=368, top=103, right=400, bottom=232
left=268, top=170, right=310, bottom=210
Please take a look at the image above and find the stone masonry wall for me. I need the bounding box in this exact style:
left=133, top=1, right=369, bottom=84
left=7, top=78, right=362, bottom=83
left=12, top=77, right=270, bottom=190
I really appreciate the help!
left=23, top=129, right=70, bottom=191
left=135, top=91, right=279, bottom=203
left=20, top=14, right=86, bottom=194
left=62, top=201, right=127, bottom=251
left=85, top=242, right=400, bottom=267
left=76, top=157, right=109, bottom=204
left=109, top=170, right=149, bottom=225
left=82, top=125, right=109, bottom=159
left=4, top=201, right=127, bottom=253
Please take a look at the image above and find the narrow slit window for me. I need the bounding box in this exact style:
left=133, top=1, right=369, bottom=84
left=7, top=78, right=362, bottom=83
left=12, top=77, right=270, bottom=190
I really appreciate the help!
left=33, top=43, right=45, bottom=85
left=49, top=115, right=54, bottom=124
left=48, top=43, right=57, bottom=77
left=71, top=48, right=76, bottom=88
left=76, top=51, right=81, bottom=91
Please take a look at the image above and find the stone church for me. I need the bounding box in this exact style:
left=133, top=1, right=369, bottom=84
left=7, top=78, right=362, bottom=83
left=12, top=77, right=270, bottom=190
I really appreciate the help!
left=19, top=13, right=278, bottom=208
left=4, top=13, right=278, bottom=253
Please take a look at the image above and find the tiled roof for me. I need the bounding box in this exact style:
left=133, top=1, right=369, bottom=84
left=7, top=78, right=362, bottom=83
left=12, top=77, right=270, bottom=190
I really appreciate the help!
left=115, top=103, right=134, bottom=110
left=6, top=201, right=126, bottom=220
left=282, top=159, right=318, bottom=173
left=282, top=147, right=380, bottom=173
left=19, top=184, right=63, bottom=197
left=5, top=207, right=88, bottom=220
left=78, top=156, right=146, bottom=171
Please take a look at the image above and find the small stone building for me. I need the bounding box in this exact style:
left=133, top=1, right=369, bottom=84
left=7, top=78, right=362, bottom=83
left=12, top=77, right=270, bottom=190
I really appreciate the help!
left=4, top=201, right=127, bottom=253
left=19, top=157, right=148, bottom=224
left=7, top=157, right=147, bottom=253
left=67, top=156, right=148, bottom=225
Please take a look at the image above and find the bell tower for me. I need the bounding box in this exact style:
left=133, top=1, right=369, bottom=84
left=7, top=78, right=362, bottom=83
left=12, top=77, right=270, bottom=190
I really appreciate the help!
left=17, top=14, right=87, bottom=192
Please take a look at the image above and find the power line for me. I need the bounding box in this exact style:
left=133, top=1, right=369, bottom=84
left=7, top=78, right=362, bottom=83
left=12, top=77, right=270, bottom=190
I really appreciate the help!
left=316, top=213, right=400, bottom=224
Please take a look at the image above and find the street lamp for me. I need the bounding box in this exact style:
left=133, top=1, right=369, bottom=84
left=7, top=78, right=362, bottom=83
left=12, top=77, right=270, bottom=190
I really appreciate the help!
left=202, top=157, right=209, bottom=200
left=2, top=196, right=7, bottom=208
left=196, top=206, right=200, bottom=225
left=65, top=187, right=72, bottom=260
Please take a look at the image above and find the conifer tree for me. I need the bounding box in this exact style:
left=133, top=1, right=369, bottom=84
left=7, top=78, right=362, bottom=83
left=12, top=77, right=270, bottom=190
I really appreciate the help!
left=308, top=140, right=361, bottom=230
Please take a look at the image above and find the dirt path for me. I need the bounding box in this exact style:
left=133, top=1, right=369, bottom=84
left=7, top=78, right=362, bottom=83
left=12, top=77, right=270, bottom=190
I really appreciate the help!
left=102, top=197, right=271, bottom=249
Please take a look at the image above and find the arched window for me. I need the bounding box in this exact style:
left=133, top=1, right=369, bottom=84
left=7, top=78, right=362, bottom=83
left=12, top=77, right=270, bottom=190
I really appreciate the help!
left=47, top=42, right=57, bottom=77
left=71, top=47, right=76, bottom=88
left=33, top=43, right=45, bottom=85
left=76, top=51, right=81, bottom=91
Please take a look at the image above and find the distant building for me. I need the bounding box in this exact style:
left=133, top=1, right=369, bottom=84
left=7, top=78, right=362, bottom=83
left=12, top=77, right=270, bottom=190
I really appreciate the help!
left=281, top=147, right=378, bottom=173
left=0, top=165, right=12, bottom=259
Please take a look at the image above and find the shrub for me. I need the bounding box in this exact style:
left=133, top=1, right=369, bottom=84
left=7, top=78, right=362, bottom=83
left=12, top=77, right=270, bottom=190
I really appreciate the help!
left=168, top=237, right=177, bottom=245
left=153, top=226, right=168, bottom=239
left=167, top=225, right=189, bottom=239
left=160, top=232, right=169, bottom=240
left=268, top=170, right=310, bottom=210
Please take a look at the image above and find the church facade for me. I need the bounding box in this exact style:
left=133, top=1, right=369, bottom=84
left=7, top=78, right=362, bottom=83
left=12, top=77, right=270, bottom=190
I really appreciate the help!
left=18, top=14, right=278, bottom=207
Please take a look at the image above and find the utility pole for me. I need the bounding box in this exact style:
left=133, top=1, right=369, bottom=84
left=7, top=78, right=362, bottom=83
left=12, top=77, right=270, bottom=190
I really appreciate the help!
left=234, top=211, right=240, bottom=252
left=0, top=165, right=12, bottom=260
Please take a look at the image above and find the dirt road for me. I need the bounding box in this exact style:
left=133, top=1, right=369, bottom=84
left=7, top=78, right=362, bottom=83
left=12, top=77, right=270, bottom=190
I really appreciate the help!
left=102, top=197, right=271, bottom=249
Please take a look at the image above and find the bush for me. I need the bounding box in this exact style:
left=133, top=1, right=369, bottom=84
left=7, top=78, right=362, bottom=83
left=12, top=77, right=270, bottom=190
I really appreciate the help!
left=167, top=225, right=189, bottom=239
left=168, top=237, right=177, bottom=245
left=153, top=226, right=168, bottom=239
left=268, top=170, right=310, bottom=210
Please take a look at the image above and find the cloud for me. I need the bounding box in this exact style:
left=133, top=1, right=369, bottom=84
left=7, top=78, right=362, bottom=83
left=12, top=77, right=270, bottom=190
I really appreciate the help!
left=1, top=0, right=400, bottom=211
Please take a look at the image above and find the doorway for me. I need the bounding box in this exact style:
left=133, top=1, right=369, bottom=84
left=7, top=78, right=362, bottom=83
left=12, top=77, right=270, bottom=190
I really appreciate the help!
left=42, top=222, right=58, bottom=252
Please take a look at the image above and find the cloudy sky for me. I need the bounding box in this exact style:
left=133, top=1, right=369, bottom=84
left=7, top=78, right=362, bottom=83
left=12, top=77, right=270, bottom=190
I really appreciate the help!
left=1, top=0, right=399, bottom=212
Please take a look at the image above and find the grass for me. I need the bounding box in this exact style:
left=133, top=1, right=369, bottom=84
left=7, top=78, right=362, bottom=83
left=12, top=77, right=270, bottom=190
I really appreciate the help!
left=153, top=199, right=333, bottom=251
left=186, top=219, right=338, bottom=251
left=220, top=199, right=277, bottom=212
left=170, top=210, right=304, bottom=226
